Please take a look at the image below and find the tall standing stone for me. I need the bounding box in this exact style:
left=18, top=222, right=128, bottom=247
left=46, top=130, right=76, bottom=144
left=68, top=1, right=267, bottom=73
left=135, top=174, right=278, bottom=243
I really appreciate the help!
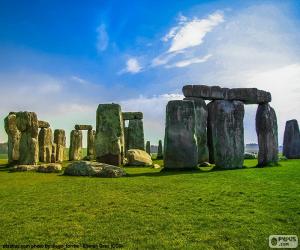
left=38, top=127, right=52, bottom=163
left=256, top=104, right=278, bottom=166
left=127, top=119, right=145, bottom=150
left=146, top=141, right=151, bottom=155
left=4, top=113, right=21, bottom=164
left=95, top=104, right=125, bottom=166
left=16, top=112, right=39, bottom=165
left=283, top=120, right=300, bottom=158
left=207, top=100, right=244, bottom=169
left=164, top=100, right=198, bottom=169
left=157, top=140, right=163, bottom=159
left=54, top=129, right=66, bottom=162
left=87, top=129, right=96, bottom=159
left=51, top=143, right=57, bottom=163
left=69, top=130, right=82, bottom=161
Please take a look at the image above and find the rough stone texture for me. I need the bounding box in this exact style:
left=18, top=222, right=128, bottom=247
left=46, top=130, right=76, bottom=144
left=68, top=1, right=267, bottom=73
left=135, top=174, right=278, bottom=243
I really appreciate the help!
left=87, top=129, right=96, bottom=160
left=64, top=161, right=126, bottom=178
left=54, top=129, right=66, bottom=162
left=145, top=141, right=151, bottom=155
left=183, top=85, right=271, bottom=104
left=38, top=127, right=52, bottom=163
left=244, top=152, right=257, bottom=159
left=164, top=100, right=198, bottom=169
left=207, top=100, right=245, bottom=169
left=38, top=120, right=50, bottom=128
left=51, top=143, right=57, bottom=163
left=37, top=163, right=62, bottom=173
left=127, top=149, right=152, bottom=166
left=283, top=120, right=300, bottom=159
left=152, top=164, right=161, bottom=169
left=124, top=127, right=129, bottom=153
left=122, top=112, right=143, bottom=120
left=256, top=104, right=278, bottom=166
left=4, top=113, right=21, bottom=164
left=16, top=112, right=39, bottom=165
left=75, top=124, right=93, bottom=130
left=127, top=119, right=145, bottom=150
left=185, top=97, right=209, bottom=163
left=10, top=165, right=38, bottom=172
left=69, top=130, right=82, bottom=161
left=95, top=104, right=125, bottom=166
left=157, top=140, right=163, bottom=159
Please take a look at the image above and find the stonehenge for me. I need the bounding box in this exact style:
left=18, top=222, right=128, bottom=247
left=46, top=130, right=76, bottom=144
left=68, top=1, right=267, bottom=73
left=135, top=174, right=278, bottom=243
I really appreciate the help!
left=69, top=130, right=83, bottom=161
left=38, top=127, right=52, bottom=163
left=146, top=141, right=151, bottom=155
left=74, top=124, right=95, bottom=160
left=54, top=129, right=66, bottom=162
left=283, top=120, right=300, bottom=159
left=4, top=113, right=20, bottom=164
left=157, top=140, right=163, bottom=159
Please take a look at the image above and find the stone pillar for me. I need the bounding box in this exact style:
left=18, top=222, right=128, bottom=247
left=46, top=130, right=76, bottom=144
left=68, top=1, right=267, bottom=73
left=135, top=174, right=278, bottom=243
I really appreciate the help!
left=4, top=112, right=20, bottom=164
left=207, top=100, right=244, bottom=169
left=164, top=100, right=198, bottom=169
left=283, top=120, right=300, bottom=159
left=124, top=127, right=129, bottom=153
left=146, top=141, right=151, bottom=155
left=127, top=119, right=145, bottom=150
left=54, top=129, right=66, bottom=162
left=256, top=103, right=278, bottom=166
left=87, top=129, right=96, bottom=159
left=157, top=140, right=163, bottom=159
left=51, top=143, right=57, bottom=163
left=69, top=130, right=82, bottom=161
left=38, top=127, right=52, bottom=163
left=95, top=104, right=124, bottom=166
left=16, top=112, right=39, bottom=165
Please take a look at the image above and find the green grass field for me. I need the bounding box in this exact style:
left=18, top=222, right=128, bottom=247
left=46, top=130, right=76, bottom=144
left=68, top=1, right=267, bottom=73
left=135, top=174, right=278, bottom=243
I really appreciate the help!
left=0, top=157, right=299, bottom=249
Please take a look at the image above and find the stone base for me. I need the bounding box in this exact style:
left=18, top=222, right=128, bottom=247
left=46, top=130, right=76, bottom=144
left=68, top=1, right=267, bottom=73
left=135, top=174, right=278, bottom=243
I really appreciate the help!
left=97, top=153, right=122, bottom=166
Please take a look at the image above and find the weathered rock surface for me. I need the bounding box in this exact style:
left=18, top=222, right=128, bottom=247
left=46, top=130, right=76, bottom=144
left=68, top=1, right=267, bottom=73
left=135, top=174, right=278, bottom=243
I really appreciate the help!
left=51, top=143, right=57, bottom=163
left=87, top=129, right=96, bottom=159
left=164, top=100, right=198, bottom=169
left=127, top=149, right=152, bottom=166
left=145, top=141, right=151, bottom=155
left=256, top=104, right=278, bottom=166
left=207, top=100, right=245, bottom=169
left=37, top=163, right=62, bottom=173
left=95, top=104, right=125, bottom=166
left=69, top=130, right=82, bottom=161
left=127, top=119, right=145, bottom=150
left=122, top=112, right=143, bottom=120
left=54, top=129, right=66, bottom=162
left=152, top=164, right=161, bottom=169
left=10, top=165, right=38, bottom=172
left=64, top=161, right=126, bottom=178
left=283, top=119, right=300, bottom=159
left=38, top=120, right=50, bottom=128
left=244, top=152, right=257, bottom=159
left=183, top=85, right=271, bottom=104
left=75, top=124, right=93, bottom=130
left=4, top=113, right=21, bottom=164
left=157, top=140, right=163, bottom=159
left=38, top=127, right=52, bottom=163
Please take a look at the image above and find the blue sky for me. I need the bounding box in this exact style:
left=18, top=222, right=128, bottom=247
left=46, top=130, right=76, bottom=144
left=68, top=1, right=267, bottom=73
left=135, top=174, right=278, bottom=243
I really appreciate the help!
left=1, top=0, right=300, bottom=146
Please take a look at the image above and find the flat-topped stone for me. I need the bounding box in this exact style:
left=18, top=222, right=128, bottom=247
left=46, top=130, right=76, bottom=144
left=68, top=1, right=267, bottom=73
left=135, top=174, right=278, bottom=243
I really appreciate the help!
left=183, top=85, right=271, bottom=104
left=75, top=125, right=93, bottom=130
left=122, top=112, right=143, bottom=120
left=38, top=120, right=50, bottom=128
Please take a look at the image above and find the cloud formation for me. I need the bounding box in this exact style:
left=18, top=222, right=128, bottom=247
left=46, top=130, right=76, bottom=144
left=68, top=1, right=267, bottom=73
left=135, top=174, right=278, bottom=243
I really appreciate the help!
left=96, top=24, right=109, bottom=52
left=121, top=58, right=142, bottom=74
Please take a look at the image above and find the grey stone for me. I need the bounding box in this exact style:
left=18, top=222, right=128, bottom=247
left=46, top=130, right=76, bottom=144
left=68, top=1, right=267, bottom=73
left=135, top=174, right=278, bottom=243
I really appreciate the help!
left=145, top=141, right=151, bottom=155
left=64, top=161, right=126, bottom=178
left=75, top=124, right=93, bottom=130
left=157, top=140, right=163, bottom=159
left=69, top=130, right=82, bottom=161
left=283, top=119, right=300, bottom=159
left=54, top=129, right=66, bottom=162
left=127, top=119, right=145, bottom=150
left=164, top=100, right=198, bottom=169
left=38, top=127, right=52, bottom=163
left=122, top=112, right=143, bottom=120
left=256, top=104, right=278, bottom=166
left=127, top=149, right=152, bottom=166
left=244, top=152, right=257, bottom=159
left=95, top=103, right=125, bottom=166
left=87, top=129, right=96, bottom=159
left=38, top=120, right=50, bottom=128
left=207, top=100, right=245, bottom=169
left=10, top=165, right=38, bottom=172
left=37, top=163, right=62, bottom=173
left=51, top=143, right=57, bottom=163
left=4, top=113, right=20, bottom=164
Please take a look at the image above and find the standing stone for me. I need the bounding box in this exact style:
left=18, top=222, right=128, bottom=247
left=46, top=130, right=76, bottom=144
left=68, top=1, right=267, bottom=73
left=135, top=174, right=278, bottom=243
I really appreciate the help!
left=51, top=143, right=57, bottom=163
left=54, top=129, right=66, bottom=162
left=38, top=120, right=50, bottom=128
left=16, top=112, right=39, bottom=165
left=4, top=113, right=21, bottom=164
left=69, top=130, right=83, bottom=161
left=146, top=141, right=151, bottom=155
left=87, top=130, right=96, bottom=159
left=164, top=100, right=198, bottom=169
left=95, top=104, right=125, bottom=166
left=256, top=104, right=278, bottom=166
left=127, top=119, right=145, bottom=150
left=207, top=100, right=244, bottom=169
left=283, top=120, right=300, bottom=158
left=157, top=140, right=163, bottom=159
left=38, top=127, right=52, bottom=163
left=124, top=127, right=129, bottom=153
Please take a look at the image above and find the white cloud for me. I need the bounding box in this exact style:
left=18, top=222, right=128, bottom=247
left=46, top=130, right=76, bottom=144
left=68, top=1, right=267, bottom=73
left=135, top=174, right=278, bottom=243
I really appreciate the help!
left=122, top=58, right=142, bottom=74
left=166, top=54, right=212, bottom=68
left=96, top=24, right=109, bottom=52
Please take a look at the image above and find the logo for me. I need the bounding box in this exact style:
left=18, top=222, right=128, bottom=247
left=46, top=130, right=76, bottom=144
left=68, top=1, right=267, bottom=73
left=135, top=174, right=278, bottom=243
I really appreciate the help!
left=269, top=235, right=298, bottom=248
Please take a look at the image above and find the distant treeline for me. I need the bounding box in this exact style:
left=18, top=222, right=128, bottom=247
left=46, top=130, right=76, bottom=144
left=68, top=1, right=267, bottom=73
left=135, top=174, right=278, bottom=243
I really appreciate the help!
left=0, top=143, right=8, bottom=154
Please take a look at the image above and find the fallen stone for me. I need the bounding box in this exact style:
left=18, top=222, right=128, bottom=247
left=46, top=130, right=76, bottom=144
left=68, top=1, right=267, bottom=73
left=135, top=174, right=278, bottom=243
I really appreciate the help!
left=38, top=120, right=50, bottom=128
left=54, top=129, right=66, bottom=162
left=151, top=164, right=161, bottom=169
left=127, top=149, right=152, bottom=166
left=38, top=127, right=52, bottom=163
left=75, top=124, right=93, bottom=130
left=122, top=112, right=143, bottom=120
left=64, top=161, right=126, bottom=178
left=10, top=165, right=38, bottom=172
left=283, top=119, right=300, bottom=159
left=244, top=152, right=257, bottom=159
left=199, top=162, right=211, bottom=167
left=69, top=130, right=82, bottom=161
left=157, top=140, right=163, bottom=159
left=37, top=163, right=62, bottom=173
left=127, top=119, right=145, bottom=150
left=256, top=103, right=278, bottom=166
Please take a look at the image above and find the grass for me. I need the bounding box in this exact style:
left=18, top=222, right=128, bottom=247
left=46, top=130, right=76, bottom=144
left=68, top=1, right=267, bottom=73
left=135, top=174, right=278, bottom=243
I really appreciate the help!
left=0, top=157, right=299, bottom=249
